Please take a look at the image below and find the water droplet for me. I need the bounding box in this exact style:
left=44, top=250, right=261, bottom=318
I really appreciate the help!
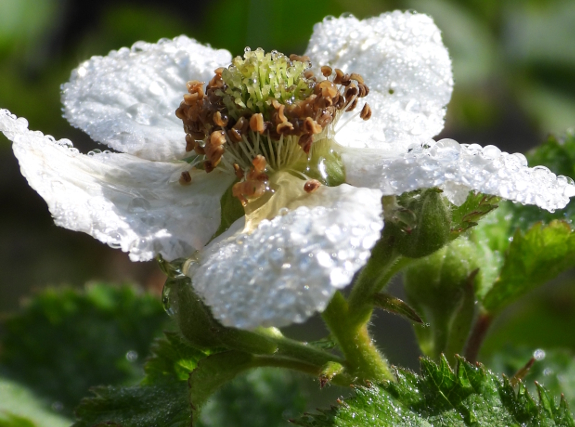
left=125, top=103, right=155, bottom=125
left=126, top=350, right=139, bottom=362
left=127, top=197, right=151, bottom=214
left=51, top=401, right=64, bottom=412
left=161, top=278, right=179, bottom=316
left=533, top=349, right=546, bottom=360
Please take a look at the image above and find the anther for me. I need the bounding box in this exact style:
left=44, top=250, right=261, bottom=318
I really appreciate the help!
left=185, top=134, right=195, bottom=152
left=186, top=80, right=204, bottom=93
left=252, top=155, right=267, bottom=173
left=345, top=98, right=359, bottom=112
left=234, top=117, right=249, bottom=133
left=183, top=93, right=200, bottom=105
left=333, top=69, right=344, bottom=84
left=341, top=74, right=352, bottom=86
left=303, top=117, right=322, bottom=134
left=210, top=131, right=226, bottom=147
left=179, top=171, right=192, bottom=185
left=213, top=111, right=228, bottom=127
left=319, top=80, right=338, bottom=98
left=277, top=121, right=294, bottom=134
left=358, top=83, right=370, bottom=98
left=345, top=85, right=359, bottom=100
left=289, top=54, right=310, bottom=63
left=228, top=128, right=242, bottom=143
left=249, top=113, right=265, bottom=133
left=298, top=134, right=313, bottom=154
left=304, top=179, right=321, bottom=193
left=321, top=65, right=332, bottom=77
left=349, top=73, right=364, bottom=84
left=360, top=103, right=372, bottom=120
left=304, top=70, right=315, bottom=79
left=193, top=141, right=205, bottom=155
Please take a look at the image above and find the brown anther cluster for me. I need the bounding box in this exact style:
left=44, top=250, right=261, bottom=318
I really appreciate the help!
left=304, top=179, right=322, bottom=193
left=232, top=155, right=269, bottom=205
left=175, top=55, right=372, bottom=174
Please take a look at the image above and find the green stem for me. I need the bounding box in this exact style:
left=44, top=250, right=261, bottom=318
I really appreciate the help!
left=254, top=356, right=353, bottom=387
left=322, top=292, right=393, bottom=382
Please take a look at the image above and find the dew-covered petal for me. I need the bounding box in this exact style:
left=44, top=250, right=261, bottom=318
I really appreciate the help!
left=305, top=11, right=452, bottom=150
left=2, top=109, right=234, bottom=261
left=342, top=138, right=575, bottom=211
left=62, top=36, right=231, bottom=161
left=188, top=184, right=384, bottom=329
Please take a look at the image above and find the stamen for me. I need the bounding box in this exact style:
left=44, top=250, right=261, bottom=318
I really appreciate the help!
left=179, top=171, right=192, bottom=185
left=321, top=65, right=332, bottom=77
left=175, top=48, right=369, bottom=176
left=360, top=103, right=372, bottom=121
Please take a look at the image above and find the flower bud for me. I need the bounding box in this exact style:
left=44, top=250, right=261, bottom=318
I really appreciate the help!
left=403, top=237, right=479, bottom=362
left=386, top=189, right=451, bottom=258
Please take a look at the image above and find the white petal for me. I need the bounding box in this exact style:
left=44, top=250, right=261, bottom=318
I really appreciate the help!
left=305, top=11, right=453, bottom=150
left=2, top=109, right=234, bottom=261
left=62, top=36, right=231, bottom=161
left=342, top=138, right=575, bottom=211
left=188, top=184, right=384, bottom=329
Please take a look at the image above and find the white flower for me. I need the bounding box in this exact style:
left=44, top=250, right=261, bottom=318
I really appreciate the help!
left=1, top=11, right=573, bottom=330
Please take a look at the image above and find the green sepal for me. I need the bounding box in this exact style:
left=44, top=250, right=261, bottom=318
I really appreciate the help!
left=319, top=361, right=345, bottom=388
left=292, top=356, right=575, bottom=427
left=450, top=192, right=500, bottom=238
left=372, top=292, right=423, bottom=324
left=404, top=237, right=478, bottom=362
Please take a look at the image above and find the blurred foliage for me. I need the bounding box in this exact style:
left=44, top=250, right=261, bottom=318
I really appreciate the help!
left=0, top=376, right=71, bottom=427
left=487, top=347, right=575, bottom=413
left=0, top=283, right=168, bottom=416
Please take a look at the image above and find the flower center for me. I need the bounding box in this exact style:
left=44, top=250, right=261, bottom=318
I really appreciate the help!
left=175, top=47, right=371, bottom=203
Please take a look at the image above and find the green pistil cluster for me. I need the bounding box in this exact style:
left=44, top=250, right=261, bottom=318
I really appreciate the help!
left=220, top=48, right=313, bottom=121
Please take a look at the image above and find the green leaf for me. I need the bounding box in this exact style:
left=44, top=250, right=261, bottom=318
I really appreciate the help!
left=0, top=376, right=71, bottom=427
left=0, top=283, right=167, bottom=414
left=292, top=356, right=575, bottom=426
left=73, top=381, right=192, bottom=427
left=143, top=331, right=211, bottom=383
left=481, top=221, right=575, bottom=312
left=189, top=351, right=258, bottom=413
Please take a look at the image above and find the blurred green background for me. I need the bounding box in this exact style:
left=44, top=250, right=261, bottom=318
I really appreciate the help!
left=0, top=0, right=574, bottom=371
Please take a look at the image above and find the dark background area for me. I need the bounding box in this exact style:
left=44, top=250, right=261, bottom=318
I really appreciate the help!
left=1, top=0, right=574, bottom=370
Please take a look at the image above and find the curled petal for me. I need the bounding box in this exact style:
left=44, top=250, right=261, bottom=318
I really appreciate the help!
left=342, top=138, right=575, bottom=211
left=62, top=36, right=231, bottom=161
left=305, top=11, right=453, bottom=151
left=2, top=109, right=233, bottom=261
left=188, top=185, right=384, bottom=329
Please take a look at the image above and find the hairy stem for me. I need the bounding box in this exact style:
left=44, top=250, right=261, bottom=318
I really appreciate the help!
left=322, top=292, right=393, bottom=382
